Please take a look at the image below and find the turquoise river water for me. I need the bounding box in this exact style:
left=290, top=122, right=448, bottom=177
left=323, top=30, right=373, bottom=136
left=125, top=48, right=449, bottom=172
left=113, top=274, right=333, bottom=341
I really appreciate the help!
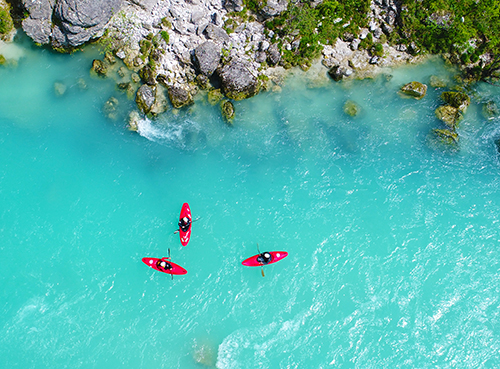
left=1, top=34, right=500, bottom=368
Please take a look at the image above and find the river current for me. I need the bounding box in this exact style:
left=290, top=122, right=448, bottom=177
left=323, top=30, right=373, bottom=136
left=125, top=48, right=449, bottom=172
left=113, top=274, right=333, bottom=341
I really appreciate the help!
left=1, top=34, right=500, bottom=368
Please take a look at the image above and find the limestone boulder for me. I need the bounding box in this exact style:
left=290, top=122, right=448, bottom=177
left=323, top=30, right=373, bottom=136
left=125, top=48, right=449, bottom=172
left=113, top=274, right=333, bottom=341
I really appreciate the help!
left=441, top=91, right=470, bottom=113
left=400, top=81, right=427, bottom=99
left=192, top=41, right=221, bottom=77
left=218, top=59, right=260, bottom=101
left=435, top=105, right=463, bottom=129
left=21, top=0, right=124, bottom=48
left=136, top=84, right=156, bottom=114
left=168, top=86, right=194, bottom=109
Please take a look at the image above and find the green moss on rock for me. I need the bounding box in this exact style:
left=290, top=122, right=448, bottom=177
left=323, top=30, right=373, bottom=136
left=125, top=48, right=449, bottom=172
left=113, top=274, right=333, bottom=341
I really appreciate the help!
left=441, top=91, right=470, bottom=113
left=221, top=100, right=235, bottom=124
left=400, top=81, right=427, bottom=99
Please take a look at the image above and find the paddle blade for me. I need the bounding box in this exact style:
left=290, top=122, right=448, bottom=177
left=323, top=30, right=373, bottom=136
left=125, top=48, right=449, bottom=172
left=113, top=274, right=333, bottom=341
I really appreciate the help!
left=261, top=266, right=265, bottom=277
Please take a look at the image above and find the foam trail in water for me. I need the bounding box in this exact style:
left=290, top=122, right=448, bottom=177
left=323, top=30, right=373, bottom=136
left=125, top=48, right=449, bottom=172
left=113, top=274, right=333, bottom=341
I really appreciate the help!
left=137, top=116, right=201, bottom=149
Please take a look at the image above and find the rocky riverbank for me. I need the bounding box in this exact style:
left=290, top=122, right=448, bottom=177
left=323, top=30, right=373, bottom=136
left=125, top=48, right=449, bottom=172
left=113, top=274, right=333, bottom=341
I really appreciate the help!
left=14, top=0, right=424, bottom=113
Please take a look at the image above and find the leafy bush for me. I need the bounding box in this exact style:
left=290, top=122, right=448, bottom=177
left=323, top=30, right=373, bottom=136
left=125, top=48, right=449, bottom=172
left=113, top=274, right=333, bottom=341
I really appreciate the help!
left=0, top=8, right=13, bottom=35
left=266, top=0, right=370, bottom=66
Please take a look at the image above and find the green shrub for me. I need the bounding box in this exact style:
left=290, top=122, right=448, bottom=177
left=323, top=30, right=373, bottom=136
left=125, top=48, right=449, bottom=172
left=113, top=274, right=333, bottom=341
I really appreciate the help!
left=0, top=8, right=13, bottom=35
left=160, top=30, right=169, bottom=43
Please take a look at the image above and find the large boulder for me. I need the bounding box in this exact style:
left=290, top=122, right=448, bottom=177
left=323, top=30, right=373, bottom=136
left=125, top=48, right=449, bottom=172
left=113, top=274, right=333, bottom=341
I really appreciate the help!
left=441, top=91, right=470, bottom=113
left=218, top=59, right=260, bottom=101
left=203, top=24, right=230, bottom=44
left=168, top=86, right=194, bottom=109
left=435, top=105, right=462, bottom=129
left=136, top=84, right=156, bottom=114
left=21, top=0, right=124, bottom=48
left=400, top=81, right=427, bottom=99
left=192, top=41, right=221, bottom=77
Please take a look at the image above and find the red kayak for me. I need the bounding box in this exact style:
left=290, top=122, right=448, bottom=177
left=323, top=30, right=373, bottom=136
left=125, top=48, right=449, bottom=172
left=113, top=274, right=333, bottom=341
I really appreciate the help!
left=242, top=251, right=288, bottom=267
left=179, top=202, right=192, bottom=246
left=142, top=257, right=187, bottom=275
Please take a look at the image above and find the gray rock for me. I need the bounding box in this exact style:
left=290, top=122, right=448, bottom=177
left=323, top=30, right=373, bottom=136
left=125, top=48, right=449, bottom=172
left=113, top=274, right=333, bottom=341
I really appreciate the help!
left=350, top=39, right=360, bottom=50
left=191, top=10, right=205, bottom=25
left=223, top=0, right=244, bottom=12
left=128, top=0, right=157, bottom=12
left=259, top=40, right=270, bottom=51
left=261, top=0, right=288, bottom=18
left=22, top=0, right=124, bottom=48
left=369, top=56, right=379, bottom=64
left=136, top=84, right=156, bottom=114
left=22, top=17, right=53, bottom=45
left=168, top=86, right=194, bottom=108
left=400, top=81, right=427, bottom=99
left=204, top=24, right=230, bottom=43
left=218, top=59, right=260, bottom=101
left=255, top=51, right=267, bottom=63
left=267, top=43, right=281, bottom=65
left=192, top=41, right=221, bottom=76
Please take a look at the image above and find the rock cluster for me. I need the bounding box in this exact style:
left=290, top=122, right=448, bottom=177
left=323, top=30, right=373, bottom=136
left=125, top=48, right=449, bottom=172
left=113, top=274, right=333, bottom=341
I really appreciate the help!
left=17, top=0, right=419, bottom=116
left=432, top=91, right=470, bottom=145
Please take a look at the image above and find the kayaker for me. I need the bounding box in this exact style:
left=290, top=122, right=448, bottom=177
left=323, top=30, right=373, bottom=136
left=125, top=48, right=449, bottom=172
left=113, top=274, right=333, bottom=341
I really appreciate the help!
left=257, top=252, right=272, bottom=265
left=179, top=216, right=191, bottom=232
left=157, top=259, right=172, bottom=271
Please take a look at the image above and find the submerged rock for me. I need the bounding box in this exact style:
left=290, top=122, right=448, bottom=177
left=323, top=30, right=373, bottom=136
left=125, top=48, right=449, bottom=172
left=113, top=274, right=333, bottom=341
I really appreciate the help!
left=103, top=96, right=119, bottom=120
left=127, top=110, right=141, bottom=132
left=54, top=82, right=67, bottom=96
left=343, top=100, right=360, bottom=117
left=441, top=91, right=470, bottom=113
left=482, top=100, right=499, bottom=120
left=400, top=81, right=427, bottom=99
left=433, top=128, right=459, bottom=144
left=430, top=75, right=448, bottom=88
left=221, top=100, right=235, bottom=123
left=91, top=59, right=107, bottom=77
left=207, top=89, right=224, bottom=106
left=435, top=105, right=463, bottom=129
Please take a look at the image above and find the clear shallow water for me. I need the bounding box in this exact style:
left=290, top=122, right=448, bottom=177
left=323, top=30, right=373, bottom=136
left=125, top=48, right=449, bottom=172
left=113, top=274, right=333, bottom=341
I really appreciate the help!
left=1, top=34, right=500, bottom=368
